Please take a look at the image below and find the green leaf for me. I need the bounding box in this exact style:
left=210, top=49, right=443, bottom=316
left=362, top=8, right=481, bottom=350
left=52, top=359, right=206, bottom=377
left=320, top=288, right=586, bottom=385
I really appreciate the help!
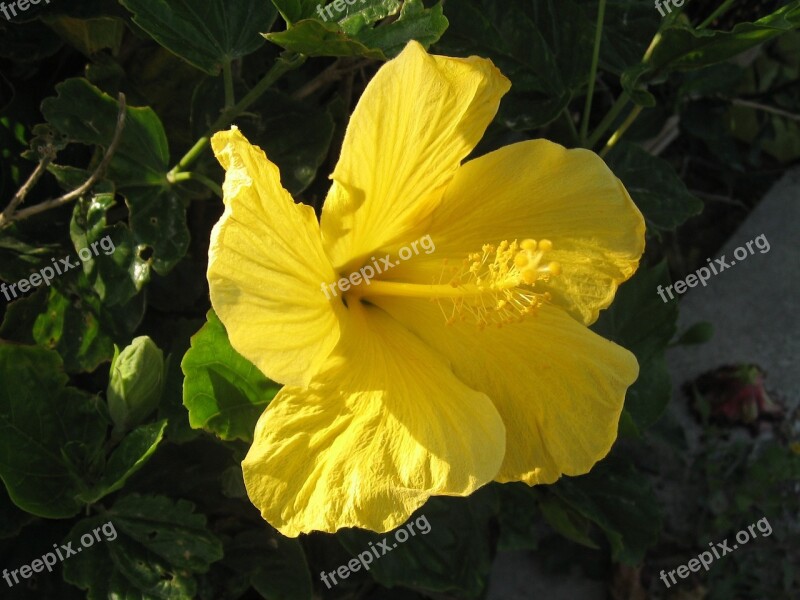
left=0, top=483, right=34, bottom=539
left=592, top=262, right=678, bottom=429
left=549, top=456, right=661, bottom=564
left=593, top=262, right=678, bottom=364
left=337, top=0, right=403, bottom=35
left=224, top=528, right=313, bottom=600
left=607, top=141, right=703, bottom=232
left=78, top=420, right=167, bottom=504
left=495, top=483, right=541, bottom=551
left=43, top=16, right=126, bottom=56
left=126, top=187, right=190, bottom=276
left=266, top=0, right=447, bottom=59
left=0, top=343, right=107, bottom=518
left=338, top=489, right=499, bottom=599
left=42, top=78, right=170, bottom=188
left=70, top=193, right=151, bottom=306
left=245, top=91, right=335, bottom=194
left=119, top=0, right=279, bottom=75
left=64, top=494, right=223, bottom=599
left=355, top=0, right=448, bottom=58
left=33, top=286, right=116, bottom=373
left=435, top=0, right=593, bottom=130
left=623, top=3, right=800, bottom=92
left=182, top=310, right=280, bottom=442
left=192, top=83, right=335, bottom=194
left=156, top=318, right=205, bottom=444
left=538, top=494, right=599, bottom=549
left=279, top=0, right=401, bottom=32
left=271, top=0, right=321, bottom=25
left=265, top=19, right=386, bottom=58
left=675, top=321, right=714, bottom=346
left=0, top=19, right=63, bottom=62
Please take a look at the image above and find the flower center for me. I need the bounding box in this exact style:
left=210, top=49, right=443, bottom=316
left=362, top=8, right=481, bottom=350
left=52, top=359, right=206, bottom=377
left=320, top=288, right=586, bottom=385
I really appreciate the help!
left=354, top=239, right=561, bottom=329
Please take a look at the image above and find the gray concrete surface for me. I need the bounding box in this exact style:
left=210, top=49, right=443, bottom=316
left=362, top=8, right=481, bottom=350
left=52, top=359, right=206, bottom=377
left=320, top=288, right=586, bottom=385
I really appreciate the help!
left=667, top=166, right=800, bottom=412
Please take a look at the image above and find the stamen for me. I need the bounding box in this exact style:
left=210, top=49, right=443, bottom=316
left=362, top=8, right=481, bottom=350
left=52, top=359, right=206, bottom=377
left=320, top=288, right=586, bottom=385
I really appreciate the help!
left=351, top=239, right=561, bottom=329
left=436, top=238, right=561, bottom=329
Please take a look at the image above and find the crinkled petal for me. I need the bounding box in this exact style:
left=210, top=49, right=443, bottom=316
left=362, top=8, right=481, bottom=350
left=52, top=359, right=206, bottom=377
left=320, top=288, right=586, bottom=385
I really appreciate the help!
left=209, top=127, right=343, bottom=387
left=372, top=296, right=638, bottom=484
left=242, top=301, right=506, bottom=537
left=320, top=40, right=511, bottom=270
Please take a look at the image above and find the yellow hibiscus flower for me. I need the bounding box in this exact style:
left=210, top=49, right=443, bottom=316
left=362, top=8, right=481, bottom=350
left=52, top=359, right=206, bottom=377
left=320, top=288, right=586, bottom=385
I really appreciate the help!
left=208, top=41, right=646, bottom=537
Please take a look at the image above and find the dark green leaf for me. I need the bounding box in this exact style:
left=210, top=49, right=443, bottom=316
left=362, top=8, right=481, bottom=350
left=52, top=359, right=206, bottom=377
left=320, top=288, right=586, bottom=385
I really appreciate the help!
left=271, top=0, right=321, bottom=25
left=125, top=186, right=189, bottom=276
left=495, top=482, right=541, bottom=551
left=225, top=528, right=312, bottom=600
left=78, top=420, right=167, bottom=504
left=119, top=0, right=279, bottom=74
left=42, top=78, right=170, bottom=188
left=63, top=494, right=223, bottom=599
left=623, top=3, right=800, bottom=92
left=675, top=321, right=714, bottom=345
left=43, top=16, right=125, bottom=56
left=538, top=494, right=599, bottom=549
left=33, top=286, right=116, bottom=373
left=244, top=91, right=335, bottom=194
left=70, top=193, right=151, bottom=306
left=593, top=262, right=677, bottom=429
left=182, top=310, right=280, bottom=442
left=265, top=19, right=386, bottom=58
left=0, top=344, right=107, bottom=518
left=607, top=141, right=703, bottom=232
left=550, top=456, right=661, bottom=564
left=355, top=0, right=448, bottom=58
left=0, top=483, right=34, bottom=539
left=266, top=0, right=446, bottom=59
left=338, top=489, right=499, bottom=599
left=436, top=0, right=593, bottom=130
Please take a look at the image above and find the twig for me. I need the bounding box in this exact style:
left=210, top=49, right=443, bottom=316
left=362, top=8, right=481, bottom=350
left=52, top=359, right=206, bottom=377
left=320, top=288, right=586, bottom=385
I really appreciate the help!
left=293, top=58, right=372, bottom=101
left=731, top=98, right=800, bottom=123
left=1, top=93, right=127, bottom=227
left=0, top=155, right=53, bottom=226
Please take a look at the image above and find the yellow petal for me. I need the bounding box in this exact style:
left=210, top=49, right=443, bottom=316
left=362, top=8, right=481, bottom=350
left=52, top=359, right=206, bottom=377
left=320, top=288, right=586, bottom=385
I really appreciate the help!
left=372, top=297, right=638, bottom=484
left=209, top=127, right=344, bottom=387
left=242, top=301, right=506, bottom=537
left=387, top=140, right=645, bottom=325
left=320, top=40, right=511, bottom=271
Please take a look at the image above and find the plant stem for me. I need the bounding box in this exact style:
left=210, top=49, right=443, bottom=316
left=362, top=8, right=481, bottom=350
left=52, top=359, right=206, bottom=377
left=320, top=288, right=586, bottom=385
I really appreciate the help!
left=600, top=104, right=643, bottom=157
left=580, top=0, right=607, bottom=144
left=167, top=137, right=211, bottom=179
left=222, top=59, right=235, bottom=109
left=168, top=53, right=306, bottom=178
left=561, top=107, right=580, bottom=146
left=586, top=92, right=629, bottom=149
left=168, top=171, right=223, bottom=198
left=698, top=0, right=737, bottom=29
left=211, top=52, right=306, bottom=132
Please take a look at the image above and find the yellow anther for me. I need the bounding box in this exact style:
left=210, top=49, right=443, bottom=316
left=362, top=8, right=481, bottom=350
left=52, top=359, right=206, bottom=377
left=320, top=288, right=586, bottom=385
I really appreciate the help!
left=520, top=239, right=537, bottom=250
left=547, top=261, right=562, bottom=276
left=538, top=239, right=553, bottom=252
left=514, top=252, right=529, bottom=268
left=521, top=269, right=538, bottom=284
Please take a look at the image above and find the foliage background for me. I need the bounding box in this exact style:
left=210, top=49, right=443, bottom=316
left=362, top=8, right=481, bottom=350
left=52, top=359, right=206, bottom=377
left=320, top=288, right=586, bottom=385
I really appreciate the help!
left=1, top=0, right=798, bottom=598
